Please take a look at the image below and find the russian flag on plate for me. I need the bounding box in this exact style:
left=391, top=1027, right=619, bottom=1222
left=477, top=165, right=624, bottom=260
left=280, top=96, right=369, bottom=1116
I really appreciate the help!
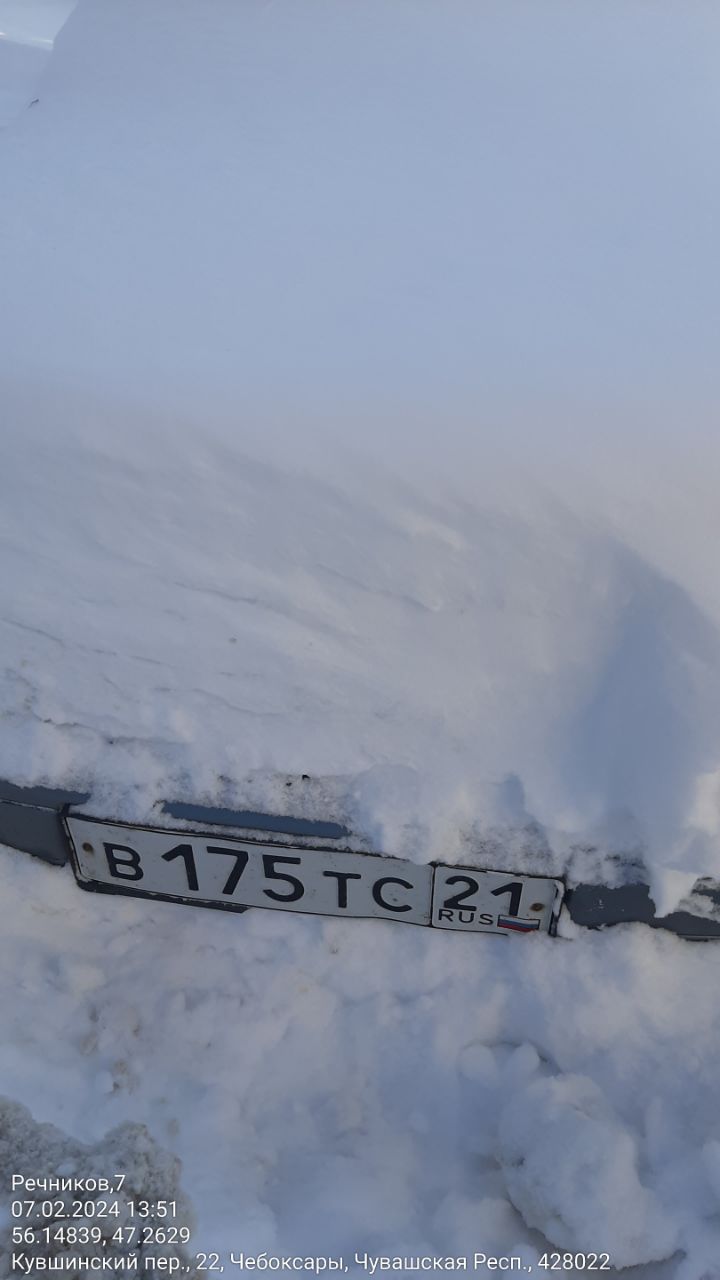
left=498, top=914, right=541, bottom=932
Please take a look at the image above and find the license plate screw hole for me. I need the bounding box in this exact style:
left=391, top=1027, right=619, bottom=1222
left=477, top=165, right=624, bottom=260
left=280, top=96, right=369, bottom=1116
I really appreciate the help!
left=82, top=842, right=94, bottom=853
left=530, top=902, right=544, bottom=912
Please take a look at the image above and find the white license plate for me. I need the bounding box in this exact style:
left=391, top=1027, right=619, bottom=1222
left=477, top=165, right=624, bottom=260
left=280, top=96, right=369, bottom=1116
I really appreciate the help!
left=64, top=817, right=563, bottom=936
left=431, top=864, right=560, bottom=934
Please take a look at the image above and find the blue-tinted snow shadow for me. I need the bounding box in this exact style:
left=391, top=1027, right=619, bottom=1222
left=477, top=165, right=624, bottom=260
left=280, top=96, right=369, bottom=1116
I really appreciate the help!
left=558, top=542, right=720, bottom=869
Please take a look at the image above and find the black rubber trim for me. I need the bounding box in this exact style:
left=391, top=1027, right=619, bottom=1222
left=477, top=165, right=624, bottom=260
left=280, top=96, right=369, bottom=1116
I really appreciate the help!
left=161, top=801, right=350, bottom=840
left=0, top=780, right=90, bottom=809
left=565, top=881, right=720, bottom=939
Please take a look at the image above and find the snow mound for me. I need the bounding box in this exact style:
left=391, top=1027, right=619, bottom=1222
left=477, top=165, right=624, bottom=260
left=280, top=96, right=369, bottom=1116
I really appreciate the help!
left=4, top=848, right=720, bottom=1276
left=4, top=392, right=720, bottom=911
left=497, top=1071, right=678, bottom=1268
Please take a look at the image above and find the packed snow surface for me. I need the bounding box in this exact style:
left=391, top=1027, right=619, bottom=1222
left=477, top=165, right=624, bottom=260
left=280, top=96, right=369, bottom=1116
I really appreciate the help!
left=3, top=844, right=720, bottom=1278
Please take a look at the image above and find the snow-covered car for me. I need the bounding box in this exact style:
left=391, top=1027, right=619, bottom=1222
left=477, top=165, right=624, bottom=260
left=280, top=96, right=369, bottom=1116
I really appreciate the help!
left=3, top=0, right=720, bottom=942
